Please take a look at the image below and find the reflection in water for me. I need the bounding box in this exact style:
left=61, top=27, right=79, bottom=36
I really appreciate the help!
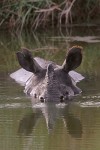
left=18, top=102, right=82, bottom=138
left=18, top=110, right=41, bottom=135
left=0, top=28, right=100, bottom=150
left=63, top=109, right=82, bottom=138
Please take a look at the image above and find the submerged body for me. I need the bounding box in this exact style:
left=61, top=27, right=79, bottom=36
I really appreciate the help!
left=10, top=46, right=84, bottom=103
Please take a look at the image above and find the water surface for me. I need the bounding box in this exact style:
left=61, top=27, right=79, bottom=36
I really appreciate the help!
left=0, top=27, right=100, bottom=150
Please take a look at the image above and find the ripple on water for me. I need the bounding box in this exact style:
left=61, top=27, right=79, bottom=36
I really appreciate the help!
left=0, top=102, right=31, bottom=109
left=0, top=95, right=31, bottom=109
left=77, top=95, right=100, bottom=107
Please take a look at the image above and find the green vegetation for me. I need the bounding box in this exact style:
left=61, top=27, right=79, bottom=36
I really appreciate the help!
left=0, top=0, right=100, bottom=31
left=0, top=30, right=100, bottom=79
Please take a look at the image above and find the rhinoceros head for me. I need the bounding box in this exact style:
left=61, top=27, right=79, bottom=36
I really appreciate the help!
left=15, top=46, right=83, bottom=103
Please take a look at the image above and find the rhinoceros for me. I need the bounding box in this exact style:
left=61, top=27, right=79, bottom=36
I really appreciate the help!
left=10, top=46, right=84, bottom=103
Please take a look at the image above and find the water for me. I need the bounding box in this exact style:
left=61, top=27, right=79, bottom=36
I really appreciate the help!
left=0, top=26, right=100, bottom=150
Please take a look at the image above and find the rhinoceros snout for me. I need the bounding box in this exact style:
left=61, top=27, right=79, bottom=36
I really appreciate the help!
left=38, top=94, right=67, bottom=103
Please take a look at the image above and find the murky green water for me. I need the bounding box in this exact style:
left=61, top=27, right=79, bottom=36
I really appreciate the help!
left=0, top=26, right=100, bottom=150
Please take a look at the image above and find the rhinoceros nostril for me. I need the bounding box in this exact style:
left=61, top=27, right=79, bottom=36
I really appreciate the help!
left=40, top=97, right=45, bottom=103
left=60, top=96, right=64, bottom=103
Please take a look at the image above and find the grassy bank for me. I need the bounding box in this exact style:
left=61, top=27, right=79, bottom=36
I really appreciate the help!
left=0, top=0, right=100, bottom=31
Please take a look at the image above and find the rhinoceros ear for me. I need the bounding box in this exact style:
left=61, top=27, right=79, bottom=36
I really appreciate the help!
left=16, top=48, right=43, bottom=73
left=62, top=46, right=83, bottom=72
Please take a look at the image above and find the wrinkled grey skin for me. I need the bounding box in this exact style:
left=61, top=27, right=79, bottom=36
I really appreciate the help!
left=11, top=46, right=84, bottom=103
